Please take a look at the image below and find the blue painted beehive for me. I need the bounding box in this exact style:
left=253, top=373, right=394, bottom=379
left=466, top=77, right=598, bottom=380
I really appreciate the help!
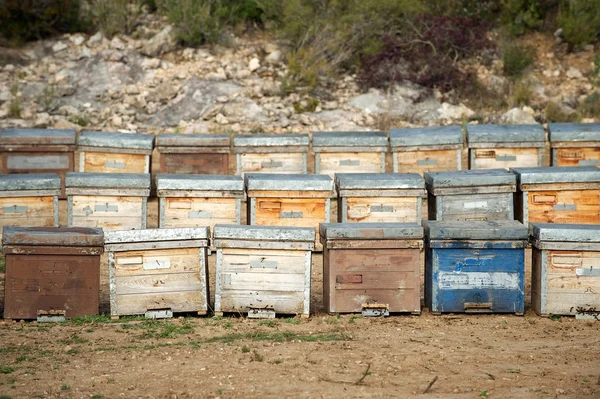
left=424, top=220, right=528, bottom=315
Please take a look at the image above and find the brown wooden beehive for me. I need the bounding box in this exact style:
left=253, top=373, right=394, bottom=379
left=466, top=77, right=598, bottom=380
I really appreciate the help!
left=549, top=122, right=600, bottom=167
left=155, top=133, right=231, bottom=175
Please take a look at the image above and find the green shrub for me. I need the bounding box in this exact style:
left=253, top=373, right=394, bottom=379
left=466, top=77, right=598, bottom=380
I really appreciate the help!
left=545, top=101, right=579, bottom=122
left=502, top=42, right=535, bottom=78
left=160, top=0, right=220, bottom=45
left=558, top=0, right=600, bottom=49
left=580, top=92, right=600, bottom=118
left=501, top=0, right=543, bottom=36
left=509, top=79, right=533, bottom=106
left=92, top=0, right=142, bottom=38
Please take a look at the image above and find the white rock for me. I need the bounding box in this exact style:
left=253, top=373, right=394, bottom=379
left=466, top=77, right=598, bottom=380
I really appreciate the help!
left=566, top=67, right=583, bottom=79
left=112, top=115, right=123, bottom=127
left=52, top=42, right=68, bottom=53
left=236, top=70, right=252, bottom=79
left=248, top=58, right=260, bottom=72
left=265, top=50, right=282, bottom=64
left=553, top=70, right=560, bottom=77
left=141, top=25, right=177, bottom=57
left=437, top=102, right=475, bottom=120
left=4, top=64, right=15, bottom=72
left=110, top=37, right=126, bottom=50
left=70, top=35, right=85, bottom=46
left=87, top=32, right=104, bottom=48
left=34, top=112, right=51, bottom=127
left=215, top=113, right=229, bottom=125
left=543, top=70, right=552, bottom=77
left=0, top=90, right=12, bottom=103
left=126, top=86, right=140, bottom=95
left=500, top=107, right=537, bottom=124
left=141, top=58, right=161, bottom=70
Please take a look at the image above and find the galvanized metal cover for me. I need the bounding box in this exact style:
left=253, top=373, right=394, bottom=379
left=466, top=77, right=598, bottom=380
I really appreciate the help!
left=156, top=174, right=244, bottom=191
left=156, top=133, right=230, bottom=147
left=104, top=227, right=209, bottom=244
left=549, top=122, right=600, bottom=142
left=213, top=224, right=315, bottom=242
left=389, top=125, right=463, bottom=147
left=512, top=166, right=600, bottom=185
left=467, top=124, right=545, bottom=143
left=2, top=226, right=104, bottom=247
left=320, top=222, right=423, bottom=240
left=530, top=223, right=600, bottom=242
left=0, top=128, right=76, bottom=145
left=79, top=131, right=154, bottom=150
left=312, top=131, right=387, bottom=147
left=425, top=169, right=516, bottom=188
left=336, top=173, right=424, bottom=190
left=245, top=173, right=334, bottom=192
left=234, top=133, right=309, bottom=147
left=66, top=172, right=151, bottom=189
left=0, top=173, right=61, bottom=191
left=424, top=220, right=528, bottom=240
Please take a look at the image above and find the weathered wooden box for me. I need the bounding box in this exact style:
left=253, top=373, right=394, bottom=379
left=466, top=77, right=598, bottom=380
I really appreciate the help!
left=313, top=131, right=387, bottom=176
left=245, top=173, right=334, bottom=250
left=390, top=125, right=463, bottom=174
left=213, top=224, right=314, bottom=317
left=335, top=173, right=425, bottom=223
left=425, top=169, right=516, bottom=221
left=234, top=133, right=309, bottom=175
left=105, top=227, right=210, bottom=318
left=467, top=124, right=545, bottom=169
left=2, top=226, right=104, bottom=320
left=549, top=122, right=600, bottom=167
left=66, top=172, right=151, bottom=230
left=424, top=220, right=528, bottom=314
left=78, top=130, right=154, bottom=173
left=0, top=128, right=76, bottom=198
left=531, top=223, right=600, bottom=318
left=156, top=174, right=244, bottom=229
left=513, top=166, right=600, bottom=225
left=0, top=174, right=60, bottom=232
left=320, top=223, right=423, bottom=314
left=156, top=133, right=230, bottom=175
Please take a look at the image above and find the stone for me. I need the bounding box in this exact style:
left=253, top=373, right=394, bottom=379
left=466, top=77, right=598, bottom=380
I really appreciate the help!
left=141, top=25, right=177, bottom=57
left=152, top=82, right=180, bottom=103
left=53, top=118, right=80, bottom=130
left=248, top=58, right=260, bottom=72
left=265, top=50, right=282, bottom=64
left=500, top=107, right=537, bottom=124
left=141, top=58, right=161, bottom=70
left=566, top=67, right=583, bottom=79
left=70, top=35, right=85, bottom=46
left=206, top=68, right=227, bottom=81
left=52, top=41, right=68, bottom=53
left=110, top=37, right=126, bottom=50
left=87, top=32, right=104, bottom=48
left=215, top=113, right=229, bottom=125
left=0, top=90, right=12, bottom=103
left=437, top=102, right=475, bottom=120
left=34, top=112, right=51, bottom=127
left=348, top=89, right=386, bottom=114
left=112, top=114, right=123, bottom=127
left=126, top=86, right=140, bottom=95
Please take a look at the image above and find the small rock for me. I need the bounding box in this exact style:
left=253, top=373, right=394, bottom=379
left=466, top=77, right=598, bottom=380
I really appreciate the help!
left=554, top=28, right=564, bottom=39
left=34, top=112, right=51, bottom=127
left=141, top=58, right=161, bottom=70
left=53, top=119, right=80, bottom=130
left=4, top=64, right=15, bottom=72
left=87, top=32, right=104, bottom=48
left=566, top=67, right=583, bottom=79
left=235, top=70, right=252, bottom=79
left=70, top=34, right=85, bottom=46
left=248, top=58, right=260, bottom=72
left=215, top=113, right=229, bottom=125
left=52, top=41, right=68, bottom=53
left=126, top=86, right=140, bottom=95
left=543, top=70, right=553, bottom=77
left=0, top=90, right=12, bottom=103
left=205, top=69, right=227, bottom=81
left=500, top=107, right=537, bottom=124
left=583, top=44, right=595, bottom=52
left=437, top=102, right=475, bottom=120
left=553, top=70, right=560, bottom=77
left=110, top=37, right=126, bottom=50
left=112, top=115, right=123, bottom=127
left=141, top=25, right=177, bottom=57
left=265, top=50, right=282, bottom=64
left=263, top=42, right=279, bottom=54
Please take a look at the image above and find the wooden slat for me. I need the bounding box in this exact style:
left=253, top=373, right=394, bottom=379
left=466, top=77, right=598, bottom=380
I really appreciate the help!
left=221, top=272, right=305, bottom=292
left=220, top=248, right=307, bottom=274
left=329, top=290, right=420, bottom=313
left=218, top=291, right=305, bottom=314
left=115, top=273, right=201, bottom=295
left=318, top=152, right=382, bottom=177
left=163, top=197, right=237, bottom=228
left=438, top=193, right=513, bottom=221
left=554, top=147, right=600, bottom=166
left=395, top=149, right=459, bottom=174
left=160, top=152, right=228, bottom=175
left=82, top=152, right=148, bottom=173
left=471, top=147, right=540, bottom=169
left=0, top=196, right=55, bottom=227
left=328, top=248, right=421, bottom=272
left=549, top=251, right=600, bottom=273
left=238, top=152, right=305, bottom=174
left=71, top=195, right=144, bottom=230
left=323, top=240, right=422, bottom=249
left=520, top=182, right=600, bottom=191
left=344, top=197, right=419, bottom=223
left=527, top=189, right=599, bottom=224
left=114, top=248, right=200, bottom=277
left=335, top=271, right=416, bottom=290
left=114, top=291, right=205, bottom=315
left=247, top=190, right=332, bottom=199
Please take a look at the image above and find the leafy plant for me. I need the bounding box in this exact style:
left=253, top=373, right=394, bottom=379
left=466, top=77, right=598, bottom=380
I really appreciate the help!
left=558, top=0, right=600, bottom=49
left=92, top=0, right=141, bottom=37
left=501, top=0, right=543, bottom=36
left=502, top=42, right=535, bottom=78
left=580, top=92, right=600, bottom=118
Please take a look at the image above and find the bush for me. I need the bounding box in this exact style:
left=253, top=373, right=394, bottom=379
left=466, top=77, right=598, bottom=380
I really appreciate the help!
left=509, top=79, right=533, bottom=106
left=580, top=92, right=600, bottom=118
left=92, top=0, right=143, bottom=38
left=558, top=0, right=600, bottom=49
left=545, top=101, right=579, bottom=122
left=0, top=0, right=89, bottom=45
left=502, top=42, right=535, bottom=78
left=501, top=0, right=544, bottom=36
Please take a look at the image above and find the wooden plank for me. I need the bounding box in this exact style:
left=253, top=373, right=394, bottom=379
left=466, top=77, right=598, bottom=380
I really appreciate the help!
left=520, top=182, right=600, bottom=191
left=328, top=290, right=420, bottom=313
left=430, top=185, right=515, bottom=196
left=0, top=196, right=55, bottom=227
left=395, top=149, right=460, bottom=174
left=527, top=189, right=600, bottom=224
left=247, top=190, right=332, bottom=199
left=70, top=195, right=144, bottom=230
left=114, top=248, right=200, bottom=277
left=115, top=273, right=201, bottom=295
left=436, top=192, right=513, bottom=221
left=218, top=291, right=306, bottom=314
left=238, top=152, right=305, bottom=175
left=220, top=249, right=307, bottom=274
left=554, top=147, right=600, bottom=166
left=471, top=147, right=540, bottom=169
left=343, top=197, right=420, bottom=223
left=546, top=276, right=600, bottom=291
left=323, top=240, right=422, bottom=249
left=162, top=197, right=238, bottom=228
left=221, top=272, right=305, bottom=292
left=115, top=291, right=205, bottom=315
left=160, top=152, right=228, bottom=175
left=327, top=248, right=421, bottom=272
left=82, top=152, right=148, bottom=173
left=318, top=152, right=383, bottom=177
left=335, top=271, right=416, bottom=290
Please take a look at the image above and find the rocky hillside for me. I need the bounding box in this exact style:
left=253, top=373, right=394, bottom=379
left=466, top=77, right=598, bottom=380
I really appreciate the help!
left=0, top=12, right=598, bottom=134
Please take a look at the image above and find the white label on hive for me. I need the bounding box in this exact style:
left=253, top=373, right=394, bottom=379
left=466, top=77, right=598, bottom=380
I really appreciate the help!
left=438, top=272, right=520, bottom=290
left=143, top=259, right=171, bottom=270
left=463, top=201, right=488, bottom=209
left=7, top=154, right=69, bottom=170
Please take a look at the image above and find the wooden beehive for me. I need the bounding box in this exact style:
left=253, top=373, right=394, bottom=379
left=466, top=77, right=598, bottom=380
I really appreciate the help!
left=2, top=226, right=104, bottom=320
left=78, top=130, right=154, bottom=173
left=425, top=169, right=516, bottom=221
left=245, top=173, right=334, bottom=250
left=105, top=227, right=210, bottom=318
left=335, top=173, right=425, bottom=223
left=531, top=223, right=600, bottom=319
left=467, top=124, right=545, bottom=169
left=0, top=128, right=76, bottom=198
left=213, top=224, right=314, bottom=318
left=313, top=131, right=387, bottom=177
left=320, top=223, right=423, bottom=314
left=513, top=166, right=600, bottom=225
left=234, top=133, right=309, bottom=175
left=0, top=174, right=60, bottom=232
left=549, top=122, right=600, bottom=167
left=155, top=133, right=230, bottom=175
left=66, top=172, right=151, bottom=230
left=156, top=174, right=244, bottom=230
left=390, top=125, right=464, bottom=174
left=424, top=220, right=528, bottom=315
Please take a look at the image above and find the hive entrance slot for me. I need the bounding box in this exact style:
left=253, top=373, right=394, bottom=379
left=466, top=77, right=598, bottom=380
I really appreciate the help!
left=361, top=303, right=389, bottom=317
left=145, top=309, right=173, bottom=319
left=247, top=308, right=276, bottom=319
left=37, top=310, right=66, bottom=323
left=464, top=302, right=492, bottom=313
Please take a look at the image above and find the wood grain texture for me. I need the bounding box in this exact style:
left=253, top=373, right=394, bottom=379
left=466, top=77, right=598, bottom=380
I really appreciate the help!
left=82, top=152, right=148, bottom=173
left=526, top=189, right=600, bottom=224
left=342, top=197, right=420, bottom=223
left=159, top=152, right=229, bottom=175
left=553, top=147, right=600, bottom=166
left=0, top=196, right=55, bottom=228
left=317, top=152, right=383, bottom=177
left=430, top=192, right=514, bottom=221
left=471, top=147, right=541, bottom=169
left=70, top=195, right=145, bottom=230
left=395, top=149, right=460, bottom=174
left=238, top=152, right=305, bottom=175
left=162, top=197, right=238, bottom=228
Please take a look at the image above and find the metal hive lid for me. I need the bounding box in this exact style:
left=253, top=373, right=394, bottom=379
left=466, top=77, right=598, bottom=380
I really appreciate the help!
left=320, top=223, right=423, bottom=240
left=424, top=220, right=528, bottom=240
left=79, top=131, right=155, bottom=150
left=466, top=124, right=545, bottom=143
left=425, top=169, right=516, bottom=188
left=2, top=226, right=104, bottom=247
left=312, top=131, right=387, bottom=147
left=234, top=133, right=309, bottom=147
left=530, top=223, right=600, bottom=243
left=336, top=173, right=424, bottom=190
left=156, top=133, right=230, bottom=147
left=156, top=174, right=244, bottom=191
left=245, top=173, right=334, bottom=192
left=0, top=128, right=76, bottom=145
left=104, top=227, right=209, bottom=244
left=213, top=224, right=315, bottom=242
left=66, top=172, right=151, bottom=189
left=389, top=125, right=463, bottom=147
left=0, top=173, right=61, bottom=191
left=512, top=166, right=600, bottom=185
left=548, top=122, right=600, bottom=142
